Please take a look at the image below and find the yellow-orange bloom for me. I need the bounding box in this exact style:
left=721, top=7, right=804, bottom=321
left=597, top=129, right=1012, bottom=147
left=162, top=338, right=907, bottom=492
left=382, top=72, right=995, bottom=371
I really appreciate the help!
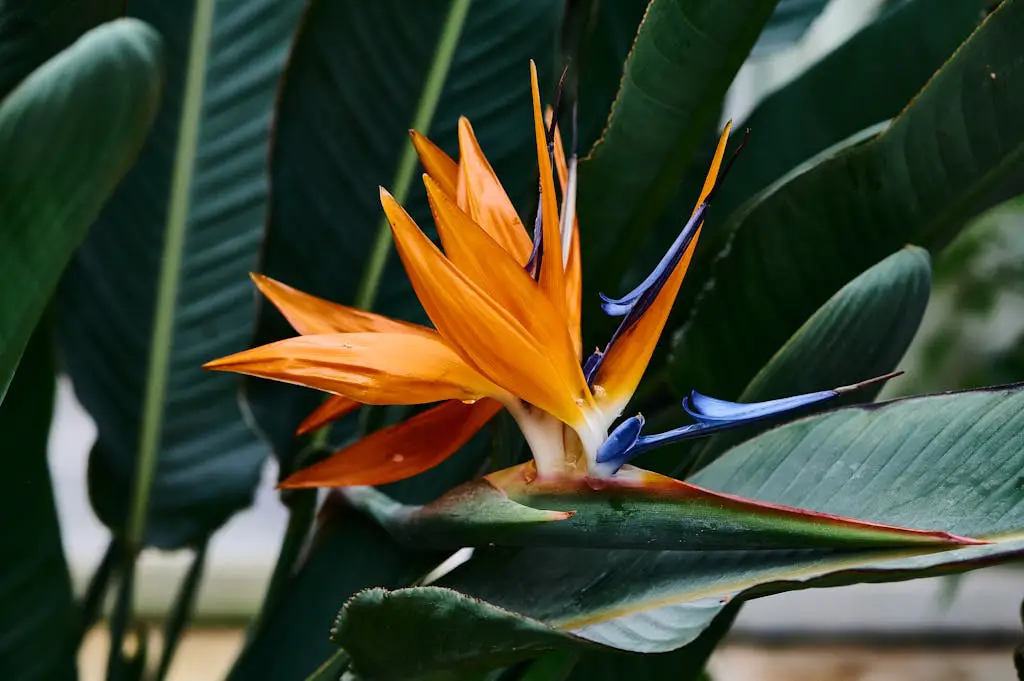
left=205, top=62, right=729, bottom=487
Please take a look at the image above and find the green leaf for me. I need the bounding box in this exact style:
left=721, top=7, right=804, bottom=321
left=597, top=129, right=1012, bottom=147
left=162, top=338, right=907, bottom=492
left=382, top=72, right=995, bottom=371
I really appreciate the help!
left=0, top=0, right=125, bottom=96
left=678, top=245, right=932, bottom=473
left=563, top=0, right=648, bottom=155
left=56, top=1, right=302, bottom=548
left=671, top=0, right=1024, bottom=402
left=750, top=0, right=829, bottom=55
left=0, top=18, right=162, bottom=401
left=333, top=587, right=583, bottom=680
left=712, top=0, right=991, bottom=231
left=0, top=319, right=76, bottom=681
left=346, top=458, right=977, bottom=551
left=577, top=0, right=779, bottom=287
left=244, top=0, right=564, bottom=471
left=429, top=384, right=1024, bottom=654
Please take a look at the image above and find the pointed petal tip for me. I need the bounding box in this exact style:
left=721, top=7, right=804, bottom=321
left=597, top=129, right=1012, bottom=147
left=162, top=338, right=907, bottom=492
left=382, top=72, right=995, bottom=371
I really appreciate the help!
left=835, top=370, right=905, bottom=394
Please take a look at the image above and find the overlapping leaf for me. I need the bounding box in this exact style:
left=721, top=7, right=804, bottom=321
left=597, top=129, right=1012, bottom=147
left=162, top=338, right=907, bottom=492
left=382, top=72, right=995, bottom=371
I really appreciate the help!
left=671, top=0, right=1024, bottom=401
left=0, top=17, right=161, bottom=401
left=577, top=0, right=779, bottom=290
left=675, top=245, right=931, bottom=473
left=57, top=0, right=301, bottom=548
left=332, top=383, right=1024, bottom=674
left=0, top=321, right=76, bottom=681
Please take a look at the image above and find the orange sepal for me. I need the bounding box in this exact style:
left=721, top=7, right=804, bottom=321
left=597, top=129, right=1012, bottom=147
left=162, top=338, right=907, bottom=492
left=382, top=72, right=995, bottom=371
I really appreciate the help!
left=593, top=123, right=732, bottom=417
left=251, top=273, right=431, bottom=338
left=280, top=399, right=503, bottom=488
left=204, top=332, right=498, bottom=406
left=548, top=110, right=582, bottom=357
left=424, top=174, right=584, bottom=393
left=381, top=187, right=590, bottom=427
left=454, top=117, right=532, bottom=263
left=529, top=61, right=566, bottom=319
left=410, top=130, right=458, bottom=197
left=296, top=394, right=362, bottom=435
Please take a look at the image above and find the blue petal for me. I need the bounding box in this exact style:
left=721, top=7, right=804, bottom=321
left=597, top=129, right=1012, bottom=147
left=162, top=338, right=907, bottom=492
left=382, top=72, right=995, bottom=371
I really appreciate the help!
left=683, top=389, right=838, bottom=424
left=596, top=202, right=708, bottom=319
left=596, top=414, right=645, bottom=464
left=582, top=350, right=603, bottom=383
left=597, top=374, right=902, bottom=472
left=525, top=204, right=543, bottom=278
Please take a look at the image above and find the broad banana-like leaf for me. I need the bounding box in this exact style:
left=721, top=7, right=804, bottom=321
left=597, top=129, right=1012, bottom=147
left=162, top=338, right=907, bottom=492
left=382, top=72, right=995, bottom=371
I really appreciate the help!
left=330, top=383, right=1024, bottom=673
left=57, top=0, right=301, bottom=548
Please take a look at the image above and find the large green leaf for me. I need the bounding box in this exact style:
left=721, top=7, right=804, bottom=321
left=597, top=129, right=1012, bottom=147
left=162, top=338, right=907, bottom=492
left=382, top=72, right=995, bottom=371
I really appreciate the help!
left=0, top=320, right=76, bottom=681
left=670, top=0, right=1024, bottom=402
left=674, top=245, right=931, bottom=473
left=245, top=0, right=564, bottom=471
left=57, top=1, right=302, bottom=548
left=577, top=0, right=779, bottom=288
left=712, top=0, right=990, bottom=225
left=333, top=383, right=1024, bottom=668
left=0, top=0, right=124, bottom=96
left=0, top=18, right=161, bottom=401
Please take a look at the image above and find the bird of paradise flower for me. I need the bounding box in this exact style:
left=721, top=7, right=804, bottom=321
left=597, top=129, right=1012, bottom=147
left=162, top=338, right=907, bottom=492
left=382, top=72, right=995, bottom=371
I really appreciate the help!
left=206, top=63, right=981, bottom=551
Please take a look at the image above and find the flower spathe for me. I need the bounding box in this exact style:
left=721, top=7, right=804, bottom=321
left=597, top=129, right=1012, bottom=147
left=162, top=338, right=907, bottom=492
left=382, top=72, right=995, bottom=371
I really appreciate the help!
left=205, top=62, right=886, bottom=488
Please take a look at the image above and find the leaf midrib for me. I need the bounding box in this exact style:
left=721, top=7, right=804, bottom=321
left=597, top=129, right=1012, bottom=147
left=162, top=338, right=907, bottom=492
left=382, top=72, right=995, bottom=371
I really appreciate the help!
left=126, top=0, right=216, bottom=549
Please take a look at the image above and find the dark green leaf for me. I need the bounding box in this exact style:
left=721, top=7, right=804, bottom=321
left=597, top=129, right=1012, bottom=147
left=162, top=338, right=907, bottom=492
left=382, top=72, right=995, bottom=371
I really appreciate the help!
left=0, top=18, right=162, bottom=400
left=713, top=0, right=990, bottom=226
left=0, top=0, right=124, bottom=97
left=245, top=0, right=564, bottom=471
left=57, top=1, right=301, bottom=548
left=679, top=245, right=931, bottom=473
left=671, top=0, right=1024, bottom=402
left=563, top=0, right=648, bottom=155
left=577, top=0, right=779, bottom=288
left=334, top=587, right=583, bottom=680
left=0, top=319, right=76, bottom=681
left=750, top=0, right=829, bottom=55
left=433, top=384, right=1024, bottom=654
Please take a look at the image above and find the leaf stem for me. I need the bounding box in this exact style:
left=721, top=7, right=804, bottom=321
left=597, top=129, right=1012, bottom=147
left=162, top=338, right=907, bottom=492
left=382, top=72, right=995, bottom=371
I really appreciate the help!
left=126, top=0, right=215, bottom=551
left=352, top=0, right=472, bottom=311
left=310, top=0, right=472, bottom=452
left=152, top=541, right=210, bottom=681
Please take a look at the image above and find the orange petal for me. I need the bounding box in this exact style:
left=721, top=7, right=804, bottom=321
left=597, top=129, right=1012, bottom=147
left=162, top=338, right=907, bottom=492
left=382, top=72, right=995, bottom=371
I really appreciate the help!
left=529, top=61, right=566, bottom=320
left=205, top=332, right=498, bottom=405
left=565, top=215, right=582, bottom=358
left=296, top=395, right=362, bottom=435
left=380, top=187, right=591, bottom=427
left=454, top=117, right=533, bottom=263
left=593, top=123, right=733, bottom=417
left=548, top=109, right=582, bottom=357
left=410, top=130, right=458, bottom=197
left=424, top=174, right=582, bottom=377
left=251, top=273, right=432, bottom=337
left=280, top=399, right=503, bottom=488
